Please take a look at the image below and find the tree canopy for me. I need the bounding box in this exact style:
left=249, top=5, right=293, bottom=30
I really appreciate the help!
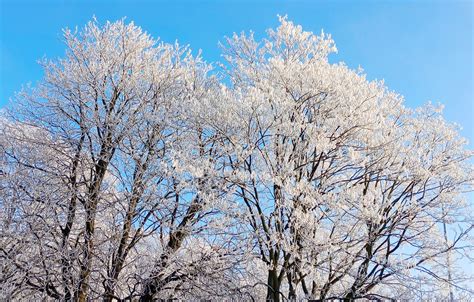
left=1, top=17, right=473, bottom=301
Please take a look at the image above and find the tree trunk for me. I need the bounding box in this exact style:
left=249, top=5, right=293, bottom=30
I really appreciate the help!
left=266, top=269, right=281, bottom=302
left=287, top=271, right=297, bottom=301
left=75, top=144, right=115, bottom=302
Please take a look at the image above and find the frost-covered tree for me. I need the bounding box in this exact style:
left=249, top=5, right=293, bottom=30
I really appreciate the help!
left=0, top=19, right=241, bottom=301
left=0, top=16, right=473, bottom=302
left=217, top=16, right=474, bottom=301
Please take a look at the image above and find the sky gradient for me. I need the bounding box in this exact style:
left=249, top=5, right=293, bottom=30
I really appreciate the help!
left=0, top=0, right=473, bottom=145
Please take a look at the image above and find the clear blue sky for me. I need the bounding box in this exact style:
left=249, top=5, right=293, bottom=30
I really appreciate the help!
left=0, top=0, right=472, bottom=145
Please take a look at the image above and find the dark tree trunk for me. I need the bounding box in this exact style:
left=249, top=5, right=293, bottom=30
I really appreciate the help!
left=266, top=269, right=281, bottom=302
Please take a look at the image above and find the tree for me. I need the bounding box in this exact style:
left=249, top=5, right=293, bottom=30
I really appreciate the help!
left=0, top=16, right=473, bottom=301
left=217, top=16, right=474, bottom=301
left=0, top=19, right=241, bottom=301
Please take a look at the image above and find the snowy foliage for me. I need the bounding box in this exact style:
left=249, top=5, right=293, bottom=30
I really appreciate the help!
left=0, top=17, right=473, bottom=301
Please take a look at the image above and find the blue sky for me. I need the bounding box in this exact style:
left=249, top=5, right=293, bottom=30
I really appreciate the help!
left=0, top=0, right=472, bottom=146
